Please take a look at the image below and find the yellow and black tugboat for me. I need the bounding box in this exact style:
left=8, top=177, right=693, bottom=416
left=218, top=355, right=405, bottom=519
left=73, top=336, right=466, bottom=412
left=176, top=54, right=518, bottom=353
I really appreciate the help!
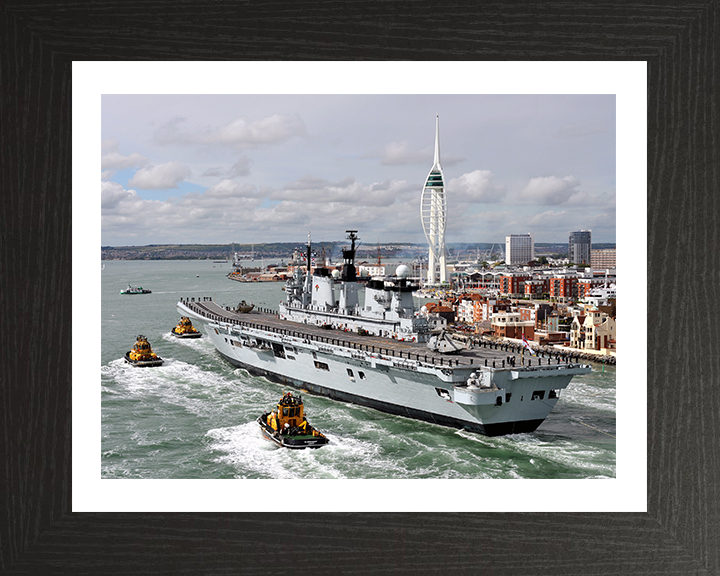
left=124, top=335, right=164, bottom=367
left=170, top=316, right=202, bottom=338
left=258, top=392, right=329, bottom=449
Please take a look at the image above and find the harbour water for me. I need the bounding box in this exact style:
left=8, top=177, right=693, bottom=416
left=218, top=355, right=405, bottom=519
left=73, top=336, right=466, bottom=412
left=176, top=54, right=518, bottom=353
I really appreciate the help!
left=101, top=259, right=616, bottom=479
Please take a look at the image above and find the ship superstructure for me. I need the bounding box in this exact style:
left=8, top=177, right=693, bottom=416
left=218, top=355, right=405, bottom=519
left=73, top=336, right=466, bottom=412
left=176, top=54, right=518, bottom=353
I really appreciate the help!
left=279, top=231, right=429, bottom=342
left=177, top=229, right=591, bottom=436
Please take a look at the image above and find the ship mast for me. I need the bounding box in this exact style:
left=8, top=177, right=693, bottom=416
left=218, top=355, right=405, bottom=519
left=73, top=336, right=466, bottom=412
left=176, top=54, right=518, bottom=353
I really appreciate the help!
left=304, top=232, right=313, bottom=302
left=341, top=230, right=359, bottom=282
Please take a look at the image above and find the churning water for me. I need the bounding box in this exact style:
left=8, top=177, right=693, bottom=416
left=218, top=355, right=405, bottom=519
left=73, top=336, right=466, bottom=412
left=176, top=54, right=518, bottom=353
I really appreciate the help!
left=101, top=260, right=616, bottom=479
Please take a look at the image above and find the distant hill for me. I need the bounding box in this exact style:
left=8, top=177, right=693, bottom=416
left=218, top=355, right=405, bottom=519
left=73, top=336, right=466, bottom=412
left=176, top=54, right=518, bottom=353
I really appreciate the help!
left=101, top=241, right=615, bottom=260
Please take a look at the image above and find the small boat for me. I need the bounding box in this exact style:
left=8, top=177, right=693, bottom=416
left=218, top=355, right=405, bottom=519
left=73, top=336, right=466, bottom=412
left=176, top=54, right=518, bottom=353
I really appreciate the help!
left=120, top=284, right=151, bottom=294
left=235, top=300, right=254, bottom=313
left=258, top=392, right=329, bottom=449
left=170, top=316, right=202, bottom=338
left=124, top=335, right=164, bottom=367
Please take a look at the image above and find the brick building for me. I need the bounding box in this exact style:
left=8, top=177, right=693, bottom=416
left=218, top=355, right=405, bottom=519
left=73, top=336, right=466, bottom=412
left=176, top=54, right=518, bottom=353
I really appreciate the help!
left=524, top=278, right=549, bottom=298
left=577, top=277, right=605, bottom=299
left=549, top=275, right=578, bottom=301
left=491, top=311, right=535, bottom=339
left=498, top=273, right=531, bottom=298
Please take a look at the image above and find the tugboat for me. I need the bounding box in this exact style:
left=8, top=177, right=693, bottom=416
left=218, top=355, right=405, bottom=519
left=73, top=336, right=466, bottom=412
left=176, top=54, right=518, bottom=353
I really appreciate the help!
left=170, top=316, right=202, bottom=338
left=258, top=392, right=329, bottom=449
left=124, top=335, right=164, bottom=367
left=235, top=300, right=254, bottom=313
left=120, top=284, right=151, bottom=294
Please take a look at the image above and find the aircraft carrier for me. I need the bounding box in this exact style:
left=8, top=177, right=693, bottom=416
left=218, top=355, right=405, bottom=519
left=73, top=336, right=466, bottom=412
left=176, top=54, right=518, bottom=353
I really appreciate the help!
left=177, top=231, right=591, bottom=436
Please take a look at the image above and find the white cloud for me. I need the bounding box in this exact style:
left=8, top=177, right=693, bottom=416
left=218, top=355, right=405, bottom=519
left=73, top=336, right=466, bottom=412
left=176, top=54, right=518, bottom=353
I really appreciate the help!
left=366, top=141, right=465, bottom=168
left=152, top=114, right=306, bottom=149
left=102, top=180, right=265, bottom=244
left=448, top=170, right=505, bottom=203
left=519, top=176, right=581, bottom=205
left=128, top=162, right=192, bottom=190
left=151, top=116, right=187, bottom=146
left=564, top=189, right=616, bottom=208
left=204, top=179, right=257, bottom=199
left=267, top=177, right=415, bottom=207
left=227, top=156, right=252, bottom=178
left=201, top=156, right=253, bottom=179
left=379, top=141, right=430, bottom=166
left=201, top=167, right=224, bottom=177
left=100, top=138, right=149, bottom=171
left=101, top=180, right=138, bottom=210
left=527, top=209, right=571, bottom=227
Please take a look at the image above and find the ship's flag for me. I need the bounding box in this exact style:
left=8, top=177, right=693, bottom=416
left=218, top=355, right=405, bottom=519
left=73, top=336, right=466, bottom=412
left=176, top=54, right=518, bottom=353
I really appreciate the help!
left=522, top=334, right=536, bottom=355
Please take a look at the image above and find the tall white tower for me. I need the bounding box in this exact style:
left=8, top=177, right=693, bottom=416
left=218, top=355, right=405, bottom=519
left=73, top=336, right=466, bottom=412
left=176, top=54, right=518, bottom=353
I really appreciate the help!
left=420, top=114, right=447, bottom=285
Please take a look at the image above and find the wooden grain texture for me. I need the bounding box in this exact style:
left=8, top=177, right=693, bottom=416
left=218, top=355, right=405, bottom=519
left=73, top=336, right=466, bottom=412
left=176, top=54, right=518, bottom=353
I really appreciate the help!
left=1, top=1, right=718, bottom=574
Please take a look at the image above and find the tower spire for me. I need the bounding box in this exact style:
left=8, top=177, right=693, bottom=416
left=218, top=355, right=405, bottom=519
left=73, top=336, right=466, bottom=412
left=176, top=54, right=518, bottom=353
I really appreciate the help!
left=420, top=114, right=448, bottom=286
left=433, top=113, right=441, bottom=168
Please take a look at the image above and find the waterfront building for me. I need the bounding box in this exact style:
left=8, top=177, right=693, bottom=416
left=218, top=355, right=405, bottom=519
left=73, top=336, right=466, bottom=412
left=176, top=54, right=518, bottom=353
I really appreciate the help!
left=569, top=230, right=592, bottom=265
left=479, top=298, right=511, bottom=322
left=456, top=293, right=483, bottom=324
left=591, top=248, right=616, bottom=269
left=549, top=275, right=579, bottom=301
left=421, top=302, right=454, bottom=325
left=497, top=272, right=531, bottom=298
left=570, top=307, right=616, bottom=352
left=505, top=233, right=535, bottom=265
left=420, top=114, right=448, bottom=285
left=456, top=299, right=475, bottom=324
left=524, top=278, right=549, bottom=298
left=357, top=263, right=398, bottom=278
left=491, top=311, right=535, bottom=340
left=577, top=277, right=606, bottom=299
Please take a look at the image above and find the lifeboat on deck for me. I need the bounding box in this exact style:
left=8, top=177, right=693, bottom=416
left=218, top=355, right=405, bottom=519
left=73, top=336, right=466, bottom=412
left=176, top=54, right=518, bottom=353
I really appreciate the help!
left=124, top=335, right=164, bottom=367
left=258, top=392, right=329, bottom=449
left=171, top=316, right=202, bottom=338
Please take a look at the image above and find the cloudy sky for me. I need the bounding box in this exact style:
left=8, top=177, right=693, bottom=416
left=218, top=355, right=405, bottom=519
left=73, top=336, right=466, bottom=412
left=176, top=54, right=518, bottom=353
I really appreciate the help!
left=101, top=94, right=615, bottom=247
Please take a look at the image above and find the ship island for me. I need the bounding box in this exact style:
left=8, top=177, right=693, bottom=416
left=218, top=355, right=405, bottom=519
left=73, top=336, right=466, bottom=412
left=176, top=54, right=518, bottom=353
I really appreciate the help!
left=177, top=230, right=591, bottom=436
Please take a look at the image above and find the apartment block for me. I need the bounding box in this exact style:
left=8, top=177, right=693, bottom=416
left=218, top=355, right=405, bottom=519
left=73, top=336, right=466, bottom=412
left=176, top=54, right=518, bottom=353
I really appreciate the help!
left=569, top=230, right=592, bottom=265
left=590, top=248, right=616, bottom=269
left=505, top=233, right=534, bottom=265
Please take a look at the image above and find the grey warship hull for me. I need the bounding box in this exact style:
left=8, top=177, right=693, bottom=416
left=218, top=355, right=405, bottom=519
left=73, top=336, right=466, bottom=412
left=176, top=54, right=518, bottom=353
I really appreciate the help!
left=177, top=300, right=590, bottom=436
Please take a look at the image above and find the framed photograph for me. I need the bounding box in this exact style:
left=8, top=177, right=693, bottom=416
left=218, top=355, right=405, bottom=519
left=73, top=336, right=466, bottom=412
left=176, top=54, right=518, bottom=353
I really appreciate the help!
left=2, top=3, right=717, bottom=574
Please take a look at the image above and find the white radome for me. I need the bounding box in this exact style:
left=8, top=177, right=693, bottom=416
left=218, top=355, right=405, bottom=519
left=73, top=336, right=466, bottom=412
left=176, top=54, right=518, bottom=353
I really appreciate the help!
left=331, top=269, right=341, bottom=279
left=396, top=264, right=411, bottom=278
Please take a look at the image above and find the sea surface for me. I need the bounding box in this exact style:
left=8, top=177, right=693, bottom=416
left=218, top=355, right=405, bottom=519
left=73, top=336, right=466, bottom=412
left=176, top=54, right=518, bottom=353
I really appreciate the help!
left=101, top=259, right=616, bottom=479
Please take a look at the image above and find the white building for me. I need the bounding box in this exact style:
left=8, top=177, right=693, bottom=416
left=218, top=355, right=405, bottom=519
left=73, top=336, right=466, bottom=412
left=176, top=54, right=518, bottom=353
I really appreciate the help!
left=357, top=263, right=398, bottom=278
left=505, top=233, right=535, bottom=265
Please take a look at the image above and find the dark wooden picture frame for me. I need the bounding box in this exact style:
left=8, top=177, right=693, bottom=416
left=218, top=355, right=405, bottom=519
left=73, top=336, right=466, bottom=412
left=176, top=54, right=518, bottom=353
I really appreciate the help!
left=2, top=2, right=718, bottom=574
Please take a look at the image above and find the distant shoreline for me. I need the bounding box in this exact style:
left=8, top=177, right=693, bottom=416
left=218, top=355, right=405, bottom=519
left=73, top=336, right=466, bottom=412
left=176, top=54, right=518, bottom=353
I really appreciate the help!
left=101, top=241, right=616, bottom=261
